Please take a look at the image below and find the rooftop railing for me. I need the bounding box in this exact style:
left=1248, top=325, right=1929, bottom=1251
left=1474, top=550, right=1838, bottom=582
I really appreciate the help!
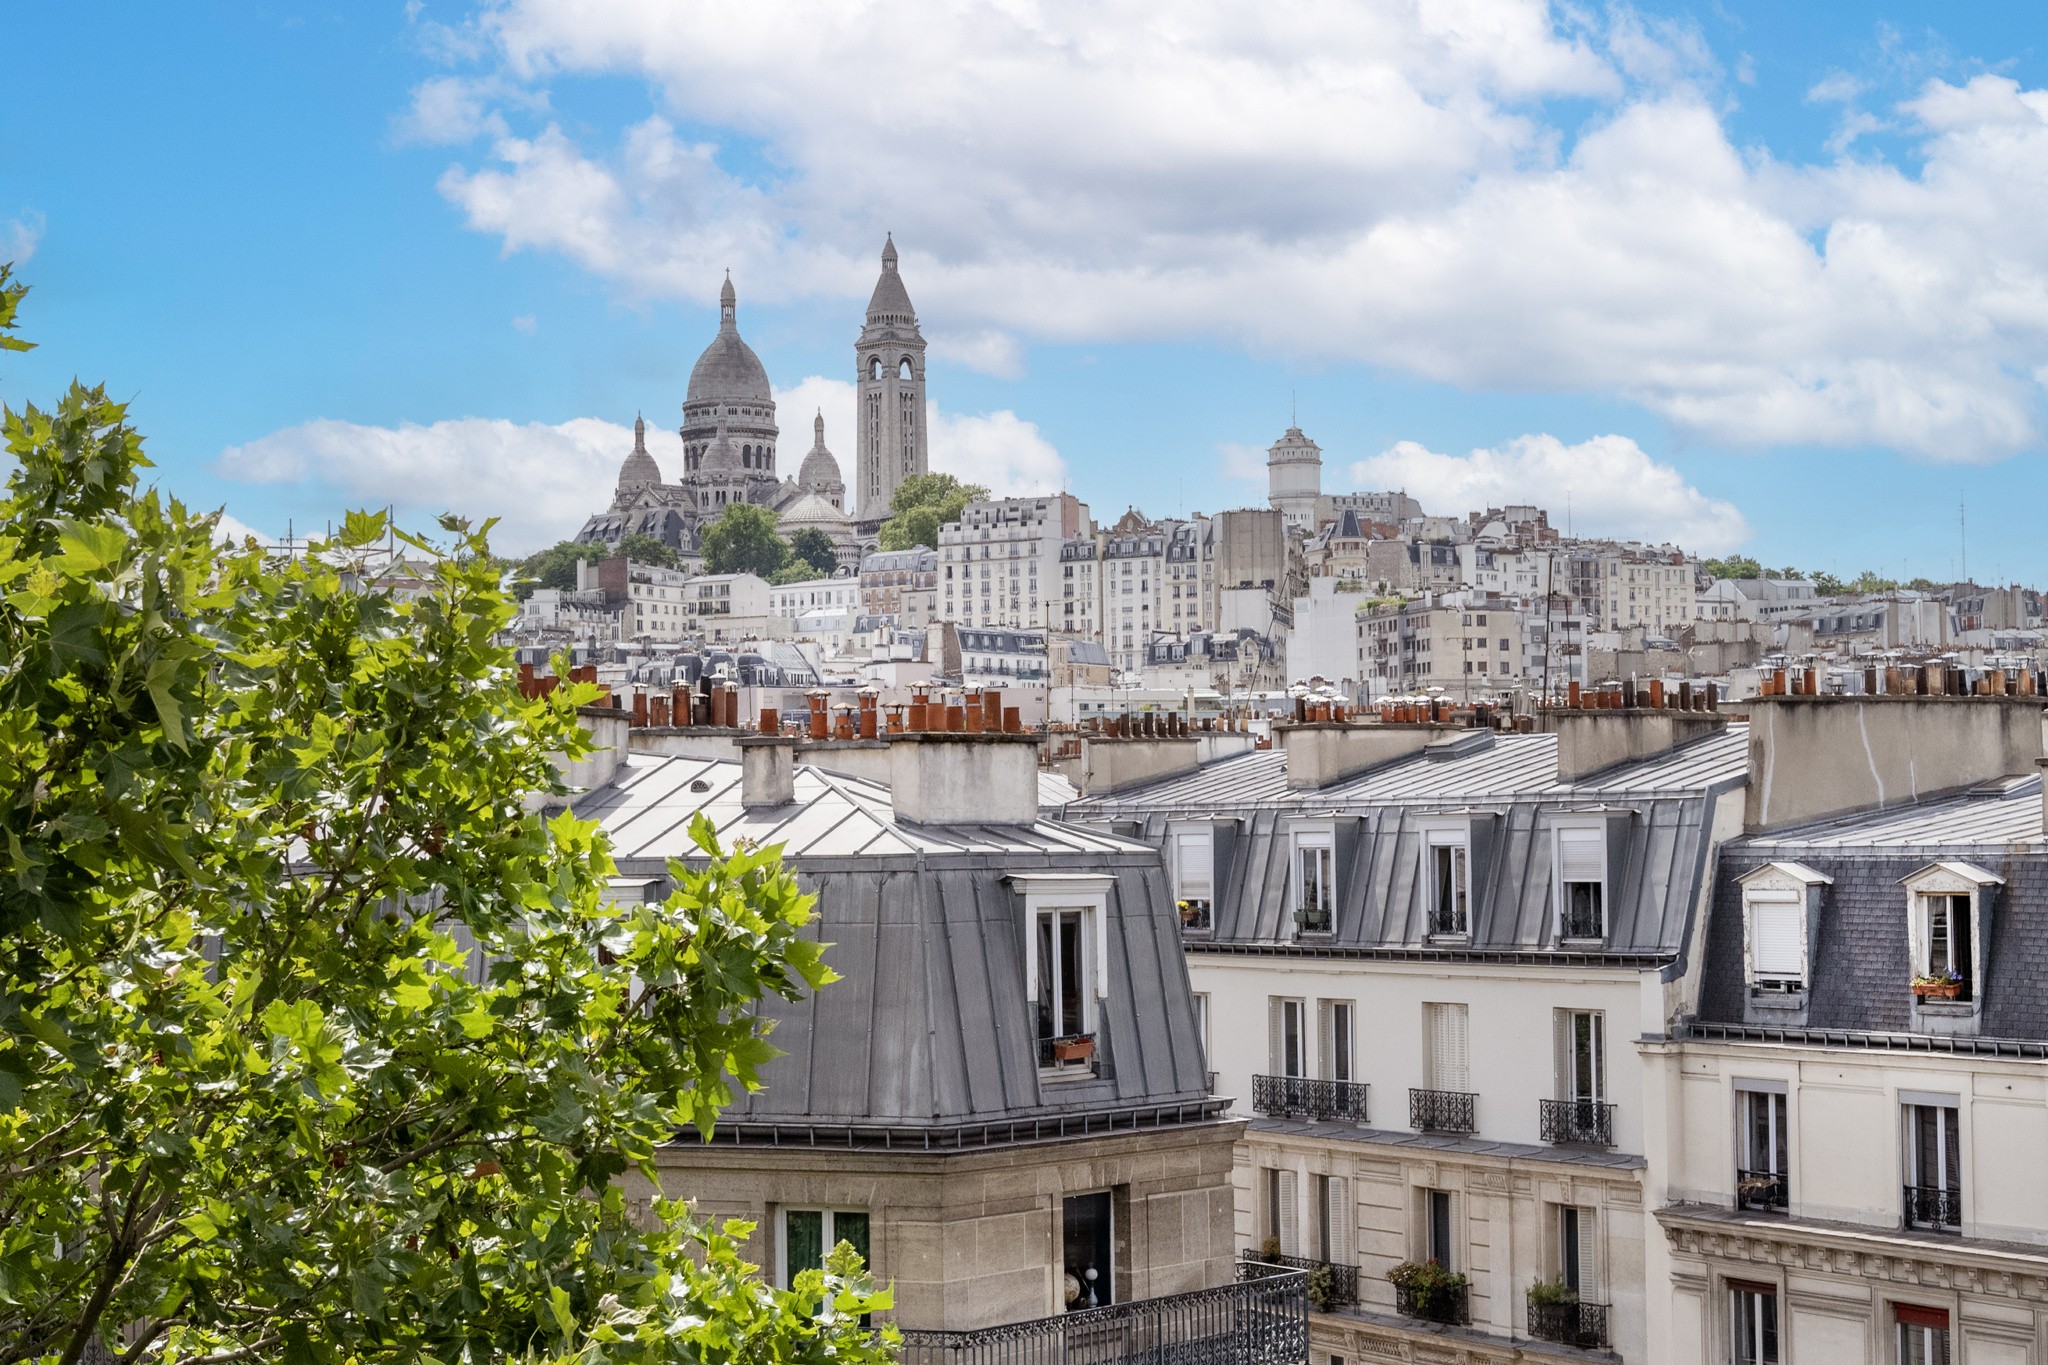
left=1237, top=1249, right=1357, bottom=1310
left=1409, top=1088, right=1477, bottom=1135
left=896, top=1266, right=1308, bottom=1365
left=1538, top=1098, right=1615, bottom=1147
left=1251, top=1075, right=1369, bottom=1124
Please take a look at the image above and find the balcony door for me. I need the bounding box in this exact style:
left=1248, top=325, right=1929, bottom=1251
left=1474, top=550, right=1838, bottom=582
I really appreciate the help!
left=1904, top=1102, right=1961, bottom=1228
left=1062, top=1191, right=1114, bottom=1310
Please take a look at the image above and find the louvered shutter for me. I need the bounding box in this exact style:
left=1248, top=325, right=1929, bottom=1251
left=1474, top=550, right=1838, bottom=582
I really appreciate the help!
left=1427, top=1004, right=1469, bottom=1092
left=1268, top=998, right=1283, bottom=1074
left=1325, top=1177, right=1350, bottom=1263
left=1749, top=894, right=1803, bottom=980
left=1558, top=828, right=1604, bottom=881
left=1552, top=1010, right=1571, bottom=1101
left=1277, top=1170, right=1299, bottom=1255
left=1576, top=1208, right=1599, bottom=1298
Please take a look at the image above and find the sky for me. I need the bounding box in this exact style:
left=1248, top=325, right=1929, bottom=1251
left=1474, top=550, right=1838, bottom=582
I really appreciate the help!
left=4, top=2, right=2048, bottom=580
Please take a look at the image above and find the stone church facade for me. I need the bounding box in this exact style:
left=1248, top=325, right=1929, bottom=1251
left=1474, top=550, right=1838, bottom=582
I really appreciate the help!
left=576, top=237, right=932, bottom=564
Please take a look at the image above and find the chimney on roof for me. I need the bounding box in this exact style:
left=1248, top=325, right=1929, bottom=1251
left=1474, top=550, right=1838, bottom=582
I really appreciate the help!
left=888, top=732, right=1041, bottom=825
left=1279, top=718, right=1444, bottom=789
left=1534, top=708, right=1730, bottom=783
left=739, top=734, right=796, bottom=809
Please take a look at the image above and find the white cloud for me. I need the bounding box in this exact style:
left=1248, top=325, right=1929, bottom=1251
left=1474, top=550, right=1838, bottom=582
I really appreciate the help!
left=210, top=511, right=271, bottom=546
left=216, top=416, right=633, bottom=555
left=415, top=3, right=2048, bottom=463
left=1349, top=433, right=1749, bottom=553
left=396, top=75, right=509, bottom=144
left=929, top=329, right=1024, bottom=380
left=5, top=212, right=44, bottom=266
left=1217, top=441, right=1268, bottom=484
left=511, top=312, right=537, bottom=334
left=775, top=374, right=1066, bottom=497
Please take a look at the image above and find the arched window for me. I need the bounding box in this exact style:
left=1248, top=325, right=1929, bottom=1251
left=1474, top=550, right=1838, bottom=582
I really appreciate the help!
left=869, top=356, right=882, bottom=381
left=899, top=357, right=914, bottom=381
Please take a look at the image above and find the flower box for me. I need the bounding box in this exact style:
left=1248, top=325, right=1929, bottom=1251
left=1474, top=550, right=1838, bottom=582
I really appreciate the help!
left=1912, top=979, right=1963, bottom=1000
left=1051, top=1035, right=1095, bottom=1062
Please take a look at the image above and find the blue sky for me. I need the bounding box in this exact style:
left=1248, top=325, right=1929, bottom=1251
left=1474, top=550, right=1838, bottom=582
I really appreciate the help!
left=4, top=2, right=2048, bottom=578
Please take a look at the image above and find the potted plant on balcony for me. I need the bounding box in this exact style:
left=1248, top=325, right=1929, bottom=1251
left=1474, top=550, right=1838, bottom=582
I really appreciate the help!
left=1912, top=969, right=1964, bottom=1000
left=1527, top=1277, right=1579, bottom=1308
left=1388, top=1260, right=1469, bottom=1325
left=1306, top=1262, right=1339, bottom=1312
left=1050, top=1033, right=1095, bottom=1062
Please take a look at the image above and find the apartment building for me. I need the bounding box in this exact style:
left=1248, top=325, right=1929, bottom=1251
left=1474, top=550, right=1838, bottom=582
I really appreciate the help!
left=856, top=547, right=938, bottom=627
left=1068, top=709, right=1749, bottom=1363
left=1646, top=693, right=2048, bottom=1365
left=679, top=571, right=777, bottom=643
left=767, top=575, right=861, bottom=619
left=594, top=556, right=697, bottom=644
left=1356, top=595, right=1527, bottom=698
left=938, top=494, right=1090, bottom=630
left=570, top=720, right=1306, bottom=1364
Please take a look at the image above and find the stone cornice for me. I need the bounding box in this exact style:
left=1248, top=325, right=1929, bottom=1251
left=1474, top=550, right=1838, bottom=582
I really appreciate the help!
left=1659, top=1203, right=2048, bottom=1301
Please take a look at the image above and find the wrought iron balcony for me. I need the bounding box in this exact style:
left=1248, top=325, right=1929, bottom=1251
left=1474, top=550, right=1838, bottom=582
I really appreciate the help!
left=1736, top=1168, right=1788, bottom=1213
left=1251, top=1074, right=1370, bottom=1124
left=1527, top=1295, right=1611, bottom=1350
left=1394, top=1277, right=1469, bottom=1326
left=1538, top=1098, right=1615, bottom=1147
left=1409, top=1088, right=1477, bottom=1135
left=1904, top=1184, right=1962, bottom=1232
left=1238, top=1249, right=1358, bottom=1310
left=897, top=1266, right=1309, bottom=1365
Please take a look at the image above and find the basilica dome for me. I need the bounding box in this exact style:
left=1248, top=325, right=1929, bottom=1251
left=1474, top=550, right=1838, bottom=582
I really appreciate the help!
left=687, top=274, right=773, bottom=406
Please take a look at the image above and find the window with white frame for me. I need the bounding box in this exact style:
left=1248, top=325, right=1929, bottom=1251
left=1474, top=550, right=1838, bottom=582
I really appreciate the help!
left=1294, top=829, right=1335, bottom=933
left=1554, top=1205, right=1596, bottom=1297
left=1903, top=862, right=2000, bottom=1005
left=1172, top=825, right=1214, bottom=932
left=1312, top=1172, right=1349, bottom=1263
left=781, top=1207, right=870, bottom=1287
left=1423, top=1001, right=1470, bottom=1093
left=1426, top=829, right=1469, bottom=937
left=1729, top=1282, right=1779, bottom=1365
left=1737, top=1083, right=1789, bottom=1212
left=1270, top=997, right=1307, bottom=1078
left=1555, top=1010, right=1605, bottom=1105
left=1745, top=888, right=1805, bottom=990
left=1556, top=826, right=1606, bottom=940
left=1902, top=1096, right=1962, bottom=1230
left=1319, top=999, right=1354, bottom=1083
left=1014, top=875, right=1112, bottom=1072
left=1917, top=892, right=1972, bottom=998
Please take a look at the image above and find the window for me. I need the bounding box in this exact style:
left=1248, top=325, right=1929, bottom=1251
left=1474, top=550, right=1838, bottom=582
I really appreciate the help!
left=1745, top=889, right=1805, bottom=991
left=1424, top=1002, right=1469, bottom=1093
left=1556, top=827, right=1606, bottom=940
left=1428, top=833, right=1469, bottom=936
left=1425, top=1189, right=1455, bottom=1268
left=1173, top=826, right=1214, bottom=931
left=1319, top=1000, right=1354, bottom=1082
left=1062, top=1191, right=1114, bottom=1310
left=1033, top=907, right=1090, bottom=1061
left=1895, top=1305, right=1950, bottom=1365
left=1270, top=998, right=1307, bottom=1078
left=1730, top=1284, right=1779, bottom=1365
left=1903, top=1099, right=1961, bottom=1230
left=1312, top=1173, right=1349, bottom=1263
left=1263, top=1167, right=1298, bottom=1253
left=1737, top=1085, right=1789, bottom=1211
left=1557, top=1010, right=1604, bottom=1104
left=1556, top=1205, right=1594, bottom=1295
left=781, top=1208, right=870, bottom=1288
left=1294, top=831, right=1335, bottom=932
left=1919, top=893, right=1972, bottom=998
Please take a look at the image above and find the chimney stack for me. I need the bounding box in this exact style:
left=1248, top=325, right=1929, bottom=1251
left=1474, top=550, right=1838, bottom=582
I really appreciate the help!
left=739, top=735, right=796, bottom=809
left=887, top=732, right=1040, bottom=826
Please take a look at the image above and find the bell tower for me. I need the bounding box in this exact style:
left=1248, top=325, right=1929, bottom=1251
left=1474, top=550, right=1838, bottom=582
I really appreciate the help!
left=854, top=234, right=928, bottom=523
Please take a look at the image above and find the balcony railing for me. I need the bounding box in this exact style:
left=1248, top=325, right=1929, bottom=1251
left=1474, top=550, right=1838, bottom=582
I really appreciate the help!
left=1238, top=1249, right=1357, bottom=1310
left=1538, top=1098, right=1615, bottom=1147
left=1527, top=1296, right=1611, bottom=1350
left=1904, top=1184, right=1962, bottom=1231
left=1409, top=1088, right=1477, bottom=1135
left=1394, top=1278, right=1469, bottom=1326
left=1251, top=1075, right=1370, bottom=1124
left=1736, top=1168, right=1788, bottom=1213
left=897, top=1267, right=1309, bottom=1365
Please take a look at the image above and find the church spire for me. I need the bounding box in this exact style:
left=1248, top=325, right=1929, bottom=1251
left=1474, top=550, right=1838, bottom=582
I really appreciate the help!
left=719, top=270, right=736, bottom=331
left=881, top=233, right=897, bottom=272
left=814, top=408, right=826, bottom=447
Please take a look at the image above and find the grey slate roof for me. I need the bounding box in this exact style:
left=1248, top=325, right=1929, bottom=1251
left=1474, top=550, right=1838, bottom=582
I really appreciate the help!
left=575, top=754, right=1214, bottom=1128
left=1699, top=782, right=2048, bottom=1041
left=1066, top=726, right=1746, bottom=957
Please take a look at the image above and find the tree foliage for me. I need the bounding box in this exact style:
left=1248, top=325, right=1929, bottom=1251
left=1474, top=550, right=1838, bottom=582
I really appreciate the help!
left=876, top=474, right=986, bottom=553
left=1700, top=555, right=1763, bottom=580
left=609, top=533, right=680, bottom=570
left=0, top=268, right=892, bottom=1365
left=786, top=529, right=838, bottom=578
left=700, top=504, right=789, bottom=579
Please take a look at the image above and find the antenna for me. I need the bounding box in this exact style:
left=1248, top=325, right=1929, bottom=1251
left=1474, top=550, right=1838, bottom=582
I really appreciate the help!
left=1290, top=391, right=1296, bottom=428
left=1959, top=493, right=1967, bottom=583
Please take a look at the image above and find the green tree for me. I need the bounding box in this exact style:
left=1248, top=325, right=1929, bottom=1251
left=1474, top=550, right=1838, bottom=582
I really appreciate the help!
left=877, top=473, right=987, bottom=552
left=700, top=503, right=789, bottom=578
left=1701, top=555, right=1763, bottom=580
left=787, top=528, right=839, bottom=578
left=513, top=538, right=605, bottom=600
left=0, top=268, right=892, bottom=1365
left=610, top=532, right=680, bottom=569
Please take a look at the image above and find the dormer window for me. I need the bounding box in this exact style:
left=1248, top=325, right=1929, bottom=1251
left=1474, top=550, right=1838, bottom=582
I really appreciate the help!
left=1425, top=828, right=1470, bottom=938
left=1555, top=826, right=1606, bottom=941
left=1902, top=862, right=2002, bottom=1010
left=1010, top=874, right=1113, bottom=1075
left=1737, top=862, right=1830, bottom=996
left=1292, top=828, right=1335, bottom=935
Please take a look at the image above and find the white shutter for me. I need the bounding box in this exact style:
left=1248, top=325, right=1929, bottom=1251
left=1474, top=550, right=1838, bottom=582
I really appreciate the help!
left=1749, top=895, right=1803, bottom=979
left=1426, top=1003, right=1469, bottom=1092
left=1325, top=1176, right=1350, bottom=1263
left=1558, top=828, right=1604, bottom=882
left=1277, top=1170, right=1299, bottom=1255
left=1575, top=1208, right=1600, bottom=1298
left=1268, top=998, right=1283, bottom=1074
left=1176, top=828, right=1213, bottom=899
left=1552, top=1010, right=1571, bottom=1102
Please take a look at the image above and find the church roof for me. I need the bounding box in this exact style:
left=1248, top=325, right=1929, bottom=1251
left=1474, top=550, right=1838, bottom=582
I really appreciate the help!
left=686, top=275, right=773, bottom=405
left=864, top=234, right=917, bottom=325
left=798, top=410, right=842, bottom=490
left=702, top=424, right=740, bottom=471
left=778, top=489, right=852, bottom=528
left=616, top=413, right=662, bottom=489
